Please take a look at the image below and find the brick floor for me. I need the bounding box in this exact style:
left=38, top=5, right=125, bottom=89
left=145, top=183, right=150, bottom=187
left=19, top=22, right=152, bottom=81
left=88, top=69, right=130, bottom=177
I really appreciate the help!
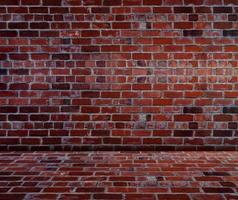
left=0, top=152, right=237, bottom=200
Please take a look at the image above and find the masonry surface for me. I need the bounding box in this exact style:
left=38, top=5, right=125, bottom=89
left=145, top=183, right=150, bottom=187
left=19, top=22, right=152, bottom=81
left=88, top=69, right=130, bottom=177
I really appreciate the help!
left=0, top=0, right=238, bottom=150
left=0, top=151, right=238, bottom=199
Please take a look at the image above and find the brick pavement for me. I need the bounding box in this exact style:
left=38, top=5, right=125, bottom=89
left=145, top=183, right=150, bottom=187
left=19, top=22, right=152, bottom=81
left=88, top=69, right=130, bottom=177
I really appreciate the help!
left=0, top=151, right=237, bottom=200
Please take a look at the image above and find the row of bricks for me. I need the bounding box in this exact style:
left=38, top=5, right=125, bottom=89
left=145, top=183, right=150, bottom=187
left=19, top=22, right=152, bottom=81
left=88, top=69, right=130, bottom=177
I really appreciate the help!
left=1, top=8, right=238, bottom=15
left=2, top=45, right=238, bottom=52
left=1, top=98, right=238, bottom=105
left=1, top=106, right=238, bottom=113
left=1, top=30, right=238, bottom=37
left=1, top=75, right=237, bottom=81
left=0, top=137, right=237, bottom=144
left=1, top=76, right=238, bottom=84
left=2, top=114, right=238, bottom=120
left=2, top=84, right=238, bottom=90
left=2, top=39, right=238, bottom=46
left=0, top=193, right=237, bottom=200
left=1, top=146, right=238, bottom=151
left=0, top=57, right=222, bottom=63
left=0, top=55, right=237, bottom=62
left=1, top=7, right=238, bottom=13
left=0, top=187, right=237, bottom=193
left=1, top=79, right=238, bottom=84
left=1, top=129, right=237, bottom=135
left=0, top=182, right=237, bottom=188
left=1, top=53, right=238, bottom=61
left=1, top=0, right=238, bottom=6
left=0, top=101, right=238, bottom=107
left=0, top=15, right=237, bottom=24
left=1, top=121, right=238, bottom=129
left=3, top=91, right=238, bottom=97
left=0, top=68, right=236, bottom=73
left=3, top=23, right=238, bottom=30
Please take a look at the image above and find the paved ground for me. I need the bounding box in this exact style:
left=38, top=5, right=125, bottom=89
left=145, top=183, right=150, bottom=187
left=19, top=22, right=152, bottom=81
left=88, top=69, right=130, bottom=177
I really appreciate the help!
left=0, top=151, right=237, bottom=200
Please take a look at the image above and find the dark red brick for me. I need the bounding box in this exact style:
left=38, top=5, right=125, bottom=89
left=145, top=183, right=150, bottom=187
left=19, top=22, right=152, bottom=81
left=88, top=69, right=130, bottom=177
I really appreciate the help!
left=0, top=0, right=19, bottom=5
left=103, top=0, right=121, bottom=6
left=213, top=7, right=233, bottom=13
left=42, top=0, right=61, bottom=5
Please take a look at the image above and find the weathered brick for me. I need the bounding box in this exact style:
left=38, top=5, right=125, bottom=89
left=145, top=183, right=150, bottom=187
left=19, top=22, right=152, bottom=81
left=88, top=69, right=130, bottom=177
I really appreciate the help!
left=223, top=30, right=238, bottom=37
left=228, top=14, right=238, bottom=21
left=174, top=130, right=193, bottom=137
left=223, top=107, right=238, bottom=113
left=213, top=130, right=233, bottom=137
left=174, top=7, right=193, bottom=13
left=42, top=0, right=61, bottom=5
left=183, top=107, right=203, bottom=113
left=0, top=0, right=19, bottom=5
left=203, top=187, right=234, bottom=193
left=143, top=0, right=161, bottom=5
left=183, top=30, right=203, bottom=36
left=213, top=7, right=233, bottom=13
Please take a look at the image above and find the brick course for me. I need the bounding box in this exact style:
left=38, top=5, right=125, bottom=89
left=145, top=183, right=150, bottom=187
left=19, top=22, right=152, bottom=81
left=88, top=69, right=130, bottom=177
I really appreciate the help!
left=0, top=0, right=238, bottom=150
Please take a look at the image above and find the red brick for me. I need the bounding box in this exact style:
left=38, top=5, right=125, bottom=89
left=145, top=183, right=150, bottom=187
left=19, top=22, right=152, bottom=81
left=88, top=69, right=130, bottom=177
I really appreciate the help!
left=42, top=138, right=61, bottom=144
left=94, top=194, right=123, bottom=199
left=158, top=194, right=190, bottom=200
left=143, top=138, right=162, bottom=144
left=184, top=0, right=203, bottom=4
left=214, top=114, right=233, bottom=121
left=123, top=0, right=141, bottom=5
left=0, top=0, right=18, bottom=5
left=103, top=0, right=121, bottom=6
left=76, top=187, right=105, bottom=192
left=143, top=0, right=161, bottom=5
left=42, top=0, right=61, bottom=5
left=225, top=0, right=238, bottom=4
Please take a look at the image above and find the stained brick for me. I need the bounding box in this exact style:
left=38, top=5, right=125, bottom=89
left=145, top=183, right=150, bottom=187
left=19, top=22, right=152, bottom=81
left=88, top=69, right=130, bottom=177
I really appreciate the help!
left=223, top=107, right=238, bottom=113
left=213, top=130, right=233, bottom=137
left=0, top=31, right=17, bottom=37
left=223, top=30, right=238, bottom=37
left=158, top=194, right=190, bottom=200
left=0, top=69, right=7, bottom=75
left=184, top=0, right=203, bottom=4
left=21, top=0, right=41, bottom=5
left=213, top=7, right=233, bottom=13
left=0, top=0, right=19, bottom=5
left=42, top=0, right=61, bottom=5
left=228, top=122, right=238, bottom=129
left=183, top=30, right=203, bottom=36
left=204, top=172, right=230, bottom=176
left=174, top=7, right=193, bottom=13
left=203, top=187, right=234, bottom=193
left=189, top=14, right=199, bottom=21
left=174, top=130, right=193, bottom=137
left=228, top=14, right=238, bottom=21
left=225, top=0, right=238, bottom=4
left=103, top=0, right=121, bottom=6
left=183, top=107, right=203, bottom=113
left=143, top=0, right=161, bottom=5
left=9, top=69, right=29, bottom=75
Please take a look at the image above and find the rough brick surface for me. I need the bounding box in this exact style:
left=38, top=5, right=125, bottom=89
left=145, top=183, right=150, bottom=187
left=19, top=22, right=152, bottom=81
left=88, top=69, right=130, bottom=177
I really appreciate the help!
left=0, top=0, right=238, bottom=150
left=0, top=152, right=237, bottom=199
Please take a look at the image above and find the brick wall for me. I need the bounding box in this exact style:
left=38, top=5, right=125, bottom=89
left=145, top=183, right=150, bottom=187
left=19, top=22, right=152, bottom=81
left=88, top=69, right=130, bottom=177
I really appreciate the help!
left=0, top=0, right=238, bottom=150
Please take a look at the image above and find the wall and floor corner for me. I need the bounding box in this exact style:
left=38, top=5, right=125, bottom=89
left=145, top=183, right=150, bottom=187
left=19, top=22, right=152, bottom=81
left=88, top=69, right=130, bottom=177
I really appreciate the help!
left=0, top=0, right=238, bottom=151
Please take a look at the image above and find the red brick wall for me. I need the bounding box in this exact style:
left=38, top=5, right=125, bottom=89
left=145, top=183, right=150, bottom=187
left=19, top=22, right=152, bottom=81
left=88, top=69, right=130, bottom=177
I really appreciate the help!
left=0, top=0, right=238, bottom=150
